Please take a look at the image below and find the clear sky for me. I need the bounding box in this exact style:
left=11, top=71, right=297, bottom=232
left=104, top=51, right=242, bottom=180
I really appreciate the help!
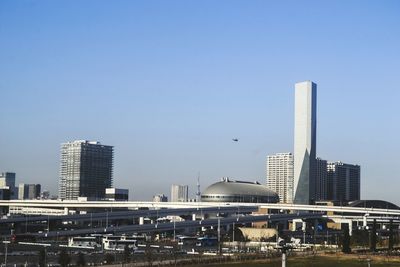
left=0, top=1, right=399, bottom=203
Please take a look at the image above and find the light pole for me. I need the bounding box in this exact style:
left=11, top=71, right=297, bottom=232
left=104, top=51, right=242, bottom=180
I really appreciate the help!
left=281, top=248, right=287, bottom=267
left=217, top=215, right=221, bottom=254
left=276, top=239, right=290, bottom=267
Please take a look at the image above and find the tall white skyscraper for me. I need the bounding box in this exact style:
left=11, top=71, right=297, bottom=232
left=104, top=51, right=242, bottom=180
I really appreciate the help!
left=266, top=152, right=294, bottom=203
left=170, top=184, right=189, bottom=202
left=294, top=81, right=317, bottom=204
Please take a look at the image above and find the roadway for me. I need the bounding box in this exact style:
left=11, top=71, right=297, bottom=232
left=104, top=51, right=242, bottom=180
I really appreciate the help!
left=37, top=212, right=324, bottom=238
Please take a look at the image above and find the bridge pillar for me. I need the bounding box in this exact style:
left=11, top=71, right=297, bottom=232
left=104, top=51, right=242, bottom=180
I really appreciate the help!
left=346, top=220, right=353, bottom=236
left=139, top=217, right=144, bottom=225
left=363, top=215, right=368, bottom=228
left=292, top=219, right=303, bottom=231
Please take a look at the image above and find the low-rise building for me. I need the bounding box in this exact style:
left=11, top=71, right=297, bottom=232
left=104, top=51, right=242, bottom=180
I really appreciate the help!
left=105, top=188, right=129, bottom=201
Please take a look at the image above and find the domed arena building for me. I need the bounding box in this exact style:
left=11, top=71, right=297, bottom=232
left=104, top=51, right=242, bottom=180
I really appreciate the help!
left=201, top=177, right=279, bottom=203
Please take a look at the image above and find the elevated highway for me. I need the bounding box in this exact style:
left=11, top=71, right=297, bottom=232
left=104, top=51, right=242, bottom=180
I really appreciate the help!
left=1, top=200, right=400, bottom=217
left=37, top=212, right=324, bottom=238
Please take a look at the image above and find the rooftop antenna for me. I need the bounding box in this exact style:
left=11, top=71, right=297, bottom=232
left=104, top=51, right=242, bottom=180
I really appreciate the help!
left=196, top=172, right=201, bottom=202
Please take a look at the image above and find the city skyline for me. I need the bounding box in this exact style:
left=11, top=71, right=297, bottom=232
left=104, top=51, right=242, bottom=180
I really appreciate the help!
left=1, top=1, right=399, bottom=204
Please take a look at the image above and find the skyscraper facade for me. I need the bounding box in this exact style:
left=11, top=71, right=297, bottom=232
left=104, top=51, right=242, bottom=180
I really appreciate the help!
left=170, top=184, right=189, bottom=202
left=266, top=152, right=294, bottom=203
left=18, top=183, right=41, bottom=200
left=59, top=140, right=113, bottom=200
left=327, top=161, right=360, bottom=203
left=294, top=81, right=317, bottom=204
left=315, top=158, right=327, bottom=201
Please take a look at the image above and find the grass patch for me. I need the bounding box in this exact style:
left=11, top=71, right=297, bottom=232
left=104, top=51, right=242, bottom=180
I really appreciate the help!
left=193, top=255, right=400, bottom=267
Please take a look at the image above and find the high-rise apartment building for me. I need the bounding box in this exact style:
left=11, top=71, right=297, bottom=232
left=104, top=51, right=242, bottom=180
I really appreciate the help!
left=58, top=140, right=113, bottom=200
left=315, top=158, right=327, bottom=201
left=294, top=81, right=317, bottom=204
left=170, top=184, right=188, bottom=202
left=266, top=153, right=293, bottom=203
left=327, top=161, right=360, bottom=202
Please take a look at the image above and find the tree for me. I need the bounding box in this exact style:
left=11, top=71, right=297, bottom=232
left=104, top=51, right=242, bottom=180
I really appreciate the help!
left=58, top=249, right=71, bottom=267
left=124, top=244, right=131, bottom=263
left=77, top=251, right=86, bottom=267
left=370, top=219, right=377, bottom=252
left=38, top=249, right=46, bottom=267
left=104, top=253, right=115, bottom=264
left=145, top=247, right=153, bottom=267
left=341, top=223, right=351, bottom=253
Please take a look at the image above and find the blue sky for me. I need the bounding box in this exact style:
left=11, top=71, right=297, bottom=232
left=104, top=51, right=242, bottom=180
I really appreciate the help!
left=0, top=1, right=399, bottom=203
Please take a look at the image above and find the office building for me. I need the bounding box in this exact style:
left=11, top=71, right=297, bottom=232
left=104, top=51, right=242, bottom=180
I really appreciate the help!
left=315, top=158, right=328, bottom=201
left=327, top=161, right=361, bottom=202
left=294, top=81, right=317, bottom=204
left=0, top=172, right=17, bottom=199
left=105, top=188, right=129, bottom=201
left=266, top=153, right=294, bottom=203
left=18, top=183, right=41, bottom=200
left=0, top=188, right=10, bottom=200
left=153, top=193, right=168, bottom=202
left=58, top=140, right=113, bottom=200
left=170, top=184, right=188, bottom=202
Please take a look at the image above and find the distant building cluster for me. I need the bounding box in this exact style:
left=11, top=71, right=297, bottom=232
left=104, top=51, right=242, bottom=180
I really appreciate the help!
left=1, top=81, right=363, bottom=206
left=0, top=172, right=43, bottom=200
left=266, top=81, right=361, bottom=204
left=153, top=193, right=168, bottom=202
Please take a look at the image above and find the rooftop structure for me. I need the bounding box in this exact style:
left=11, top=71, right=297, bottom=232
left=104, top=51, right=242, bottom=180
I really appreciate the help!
left=202, top=177, right=279, bottom=203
